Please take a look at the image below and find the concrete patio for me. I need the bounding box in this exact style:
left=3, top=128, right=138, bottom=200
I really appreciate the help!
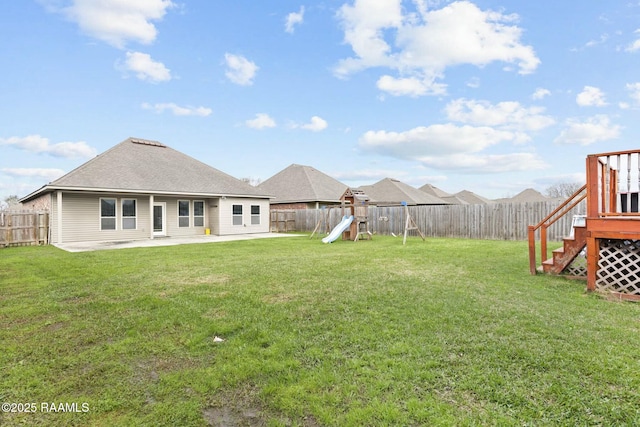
left=54, top=233, right=303, bottom=253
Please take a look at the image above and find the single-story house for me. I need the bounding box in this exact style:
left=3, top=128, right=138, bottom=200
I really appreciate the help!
left=419, top=183, right=469, bottom=205
left=257, top=164, right=348, bottom=209
left=493, top=188, right=554, bottom=203
left=19, top=137, right=272, bottom=244
left=450, top=190, right=494, bottom=205
left=358, top=178, right=449, bottom=206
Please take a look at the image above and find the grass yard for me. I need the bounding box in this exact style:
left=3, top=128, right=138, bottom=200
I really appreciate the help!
left=1, top=235, right=639, bottom=426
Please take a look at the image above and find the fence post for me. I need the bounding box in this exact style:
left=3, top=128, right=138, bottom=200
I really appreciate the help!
left=7, top=212, right=13, bottom=245
left=32, top=212, right=37, bottom=244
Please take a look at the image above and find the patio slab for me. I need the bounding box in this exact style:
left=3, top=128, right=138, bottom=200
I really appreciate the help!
left=54, top=233, right=303, bottom=253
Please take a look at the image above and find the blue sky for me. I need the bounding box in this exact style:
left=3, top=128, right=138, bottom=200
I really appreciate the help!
left=1, top=0, right=639, bottom=202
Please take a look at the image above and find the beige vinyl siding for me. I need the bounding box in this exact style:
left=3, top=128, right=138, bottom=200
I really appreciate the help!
left=54, top=192, right=150, bottom=243
left=50, top=192, right=267, bottom=243
left=208, top=198, right=220, bottom=235
left=218, top=198, right=269, bottom=235
left=51, top=192, right=59, bottom=243
left=156, top=197, right=207, bottom=237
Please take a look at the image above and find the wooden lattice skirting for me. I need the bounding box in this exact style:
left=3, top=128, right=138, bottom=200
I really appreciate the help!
left=563, top=250, right=587, bottom=278
left=596, top=239, right=640, bottom=296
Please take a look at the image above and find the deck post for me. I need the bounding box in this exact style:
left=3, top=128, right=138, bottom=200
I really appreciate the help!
left=585, top=155, right=601, bottom=291
left=586, top=233, right=598, bottom=291
left=528, top=225, right=536, bottom=275
left=540, top=225, right=547, bottom=265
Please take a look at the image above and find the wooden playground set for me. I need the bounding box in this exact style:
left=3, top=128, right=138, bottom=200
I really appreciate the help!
left=311, top=188, right=424, bottom=245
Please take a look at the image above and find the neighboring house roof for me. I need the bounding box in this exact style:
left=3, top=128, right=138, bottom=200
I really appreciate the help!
left=257, top=164, right=348, bottom=204
left=359, top=178, right=449, bottom=206
left=419, top=183, right=452, bottom=198
left=20, top=137, right=269, bottom=202
left=452, top=190, right=493, bottom=205
left=494, top=188, right=550, bottom=203
left=440, top=195, right=470, bottom=205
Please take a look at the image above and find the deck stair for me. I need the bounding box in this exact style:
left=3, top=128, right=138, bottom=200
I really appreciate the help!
left=541, top=225, right=587, bottom=274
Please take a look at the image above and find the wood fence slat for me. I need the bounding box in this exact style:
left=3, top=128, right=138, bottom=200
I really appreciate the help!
left=272, top=200, right=586, bottom=241
left=0, top=210, right=49, bottom=248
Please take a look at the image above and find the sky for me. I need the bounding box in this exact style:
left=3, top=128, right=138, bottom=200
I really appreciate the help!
left=1, top=0, right=640, bottom=202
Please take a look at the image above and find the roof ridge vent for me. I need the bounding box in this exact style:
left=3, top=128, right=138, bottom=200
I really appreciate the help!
left=130, top=138, right=166, bottom=148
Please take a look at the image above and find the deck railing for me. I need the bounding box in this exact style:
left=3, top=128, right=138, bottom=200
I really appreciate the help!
left=528, top=185, right=586, bottom=275
left=587, top=149, right=640, bottom=217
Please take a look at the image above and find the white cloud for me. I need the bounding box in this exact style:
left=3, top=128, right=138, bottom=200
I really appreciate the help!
left=246, top=113, right=276, bottom=129
left=626, top=29, right=640, bottom=52
left=466, top=77, right=480, bottom=89
left=418, top=152, right=548, bottom=173
left=335, top=0, right=539, bottom=96
left=141, top=102, right=212, bottom=116
left=376, top=75, right=446, bottom=97
left=532, top=88, right=550, bottom=100
left=445, top=98, right=555, bottom=132
left=1, top=168, right=66, bottom=181
left=332, top=169, right=409, bottom=181
left=357, top=116, right=550, bottom=173
left=626, top=82, right=640, bottom=104
left=585, top=33, right=609, bottom=49
left=0, top=135, right=96, bottom=158
left=359, top=124, right=517, bottom=159
left=285, top=6, right=305, bottom=33
left=224, top=53, right=259, bottom=86
left=121, top=51, right=172, bottom=83
left=47, top=0, right=175, bottom=48
left=554, top=115, right=621, bottom=145
left=576, top=86, right=607, bottom=107
left=300, top=116, right=328, bottom=132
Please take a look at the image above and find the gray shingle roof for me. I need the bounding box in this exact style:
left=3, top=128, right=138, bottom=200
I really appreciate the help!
left=419, top=183, right=452, bottom=198
left=257, top=164, right=348, bottom=204
left=452, top=190, right=493, bottom=204
left=22, top=137, right=268, bottom=200
left=494, top=188, right=550, bottom=203
left=359, top=178, right=449, bottom=206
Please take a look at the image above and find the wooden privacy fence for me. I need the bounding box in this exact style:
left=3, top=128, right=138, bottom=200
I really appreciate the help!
left=0, top=210, right=49, bottom=248
left=278, top=200, right=587, bottom=241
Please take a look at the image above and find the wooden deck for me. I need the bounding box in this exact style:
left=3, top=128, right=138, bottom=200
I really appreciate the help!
left=530, top=149, right=640, bottom=299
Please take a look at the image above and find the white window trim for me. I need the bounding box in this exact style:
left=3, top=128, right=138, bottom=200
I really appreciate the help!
left=100, top=197, right=117, bottom=231
left=122, top=198, right=137, bottom=230
left=251, top=205, right=261, bottom=225
left=178, top=200, right=190, bottom=228
left=193, top=200, right=205, bottom=227
left=232, top=204, right=243, bottom=226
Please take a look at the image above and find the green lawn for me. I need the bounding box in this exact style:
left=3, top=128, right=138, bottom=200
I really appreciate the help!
left=1, top=236, right=639, bottom=426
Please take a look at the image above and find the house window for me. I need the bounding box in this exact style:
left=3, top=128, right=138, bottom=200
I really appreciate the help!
left=178, top=200, right=190, bottom=227
left=194, top=201, right=204, bottom=227
left=122, top=199, right=137, bottom=230
left=251, top=205, right=260, bottom=225
left=232, top=204, right=243, bottom=225
left=100, top=198, right=116, bottom=230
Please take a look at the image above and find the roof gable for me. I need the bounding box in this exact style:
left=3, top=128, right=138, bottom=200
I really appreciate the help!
left=495, top=188, right=550, bottom=203
left=360, top=178, right=448, bottom=205
left=257, top=164, right=347, bottom=203
left=32, top=137, right=267, bottom=197
left=419, top=183, right=452, bottom=198
left=453, top=190, right=493, bottom=204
